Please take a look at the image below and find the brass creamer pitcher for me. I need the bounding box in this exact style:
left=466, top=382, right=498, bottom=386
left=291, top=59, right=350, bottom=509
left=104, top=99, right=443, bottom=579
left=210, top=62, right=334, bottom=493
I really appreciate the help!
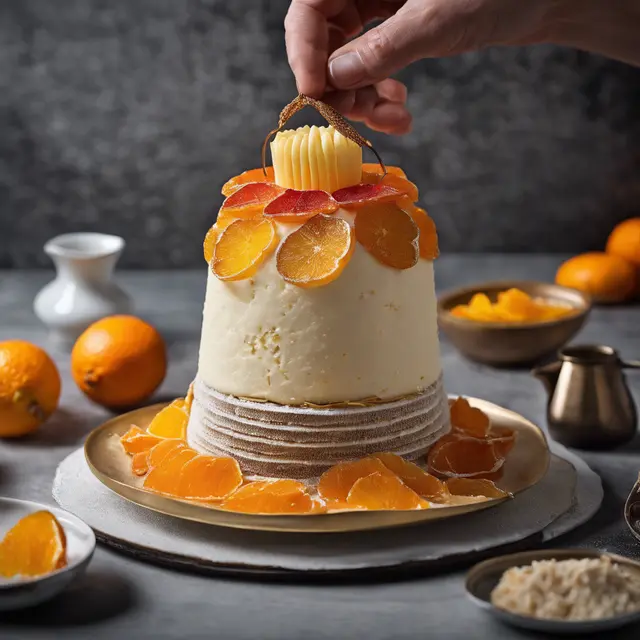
left=532, top=345, right=639, bottom=449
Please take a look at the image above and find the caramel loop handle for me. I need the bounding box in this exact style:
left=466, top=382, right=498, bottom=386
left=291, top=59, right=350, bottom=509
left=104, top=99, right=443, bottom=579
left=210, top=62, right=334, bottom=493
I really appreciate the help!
left=262, top=94, right=387, bottom=180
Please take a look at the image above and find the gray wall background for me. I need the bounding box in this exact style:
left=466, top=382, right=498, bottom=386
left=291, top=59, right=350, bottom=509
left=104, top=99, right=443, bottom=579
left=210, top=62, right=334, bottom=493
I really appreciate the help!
left=1, top=0, right=639, bottom=268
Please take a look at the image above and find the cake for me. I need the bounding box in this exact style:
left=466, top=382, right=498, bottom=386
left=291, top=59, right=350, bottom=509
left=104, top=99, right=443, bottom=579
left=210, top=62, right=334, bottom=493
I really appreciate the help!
left=186, top=98, right=450, bottom=480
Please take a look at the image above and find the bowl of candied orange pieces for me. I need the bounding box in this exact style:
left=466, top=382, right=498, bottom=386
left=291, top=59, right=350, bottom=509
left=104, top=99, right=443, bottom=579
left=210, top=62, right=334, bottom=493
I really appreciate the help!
left=438, top=281, right=590, bottom=366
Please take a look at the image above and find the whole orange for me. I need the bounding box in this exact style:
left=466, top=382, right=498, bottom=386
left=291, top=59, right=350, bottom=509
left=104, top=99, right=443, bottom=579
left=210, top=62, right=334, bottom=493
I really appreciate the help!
left=0, top=340, right=61, bottom=437
left=71, top=315, right=167, bottom=409
left=606, top=218, right=640, bottom=267
left=555, top=252, right=636, bottom=304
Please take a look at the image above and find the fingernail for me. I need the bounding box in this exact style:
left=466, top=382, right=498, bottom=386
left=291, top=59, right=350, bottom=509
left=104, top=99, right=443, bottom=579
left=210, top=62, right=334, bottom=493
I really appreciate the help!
left=329, top=52, right=365, bottom=88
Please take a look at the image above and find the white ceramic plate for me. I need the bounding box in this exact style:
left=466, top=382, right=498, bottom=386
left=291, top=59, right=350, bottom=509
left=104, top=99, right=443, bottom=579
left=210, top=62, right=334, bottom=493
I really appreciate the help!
left=0, top=497, right=95, bottom=611
left=466, top=549, right=640, bottom=634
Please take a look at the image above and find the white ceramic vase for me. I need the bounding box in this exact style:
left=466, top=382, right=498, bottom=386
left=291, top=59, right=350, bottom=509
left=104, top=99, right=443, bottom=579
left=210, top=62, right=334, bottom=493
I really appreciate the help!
left=34, top=232, right=132, bottom=348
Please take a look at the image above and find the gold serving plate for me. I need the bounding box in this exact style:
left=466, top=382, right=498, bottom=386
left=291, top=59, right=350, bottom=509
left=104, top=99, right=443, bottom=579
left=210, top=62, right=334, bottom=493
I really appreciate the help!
left=84, top=397, right=550, bottom=534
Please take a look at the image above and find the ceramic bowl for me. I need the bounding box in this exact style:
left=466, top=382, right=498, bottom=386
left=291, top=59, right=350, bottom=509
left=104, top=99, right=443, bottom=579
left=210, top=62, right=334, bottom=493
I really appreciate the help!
left=437, top=280, right=591, bottom=366
left=466, top=548, right=640, bottom=634
left=0, top=497, right=95, bottom=611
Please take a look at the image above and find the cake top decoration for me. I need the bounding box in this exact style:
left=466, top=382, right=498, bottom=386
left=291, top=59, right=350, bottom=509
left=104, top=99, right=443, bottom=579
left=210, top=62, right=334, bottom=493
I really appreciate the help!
left=204, top=96, right=439, bottom=286
left=261, top=93, right=387, bottom=179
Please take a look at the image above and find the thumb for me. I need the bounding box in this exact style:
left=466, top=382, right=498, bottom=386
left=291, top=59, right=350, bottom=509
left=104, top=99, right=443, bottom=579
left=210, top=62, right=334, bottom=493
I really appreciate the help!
left=328, top=7, right=428, bottom=90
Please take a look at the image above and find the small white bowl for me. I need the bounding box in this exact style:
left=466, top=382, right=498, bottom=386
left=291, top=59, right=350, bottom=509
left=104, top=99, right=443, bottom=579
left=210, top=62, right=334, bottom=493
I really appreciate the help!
left=0, top=497, right=95, bottom=611
left=466, top=549, right=640, bottom=635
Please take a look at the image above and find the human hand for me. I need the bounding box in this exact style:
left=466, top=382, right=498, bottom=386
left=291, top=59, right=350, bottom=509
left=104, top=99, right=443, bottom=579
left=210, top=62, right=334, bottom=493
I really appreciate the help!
left=285, top=0, right=566, bottom=134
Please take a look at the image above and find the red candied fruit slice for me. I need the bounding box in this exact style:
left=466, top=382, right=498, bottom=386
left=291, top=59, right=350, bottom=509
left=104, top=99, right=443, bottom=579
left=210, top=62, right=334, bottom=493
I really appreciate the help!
left=332, top=183, right=404, bottom=209
left=264, top=189, right=338, bottom=222
left=361, top=172, right=419, bottom=203
left=220, top=182, right=284, bottom=216
left=222, top=167, right=275, bottom=196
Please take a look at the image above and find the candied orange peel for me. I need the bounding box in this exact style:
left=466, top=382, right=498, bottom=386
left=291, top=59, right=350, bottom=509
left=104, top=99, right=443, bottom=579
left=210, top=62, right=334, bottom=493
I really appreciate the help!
left=355, top=202, right=419, bottom=269
left=276, top=214, right=354, bottom=287
left=451, top=288, right=578, bottom=323
left=212, top=218, right=279, bottom=281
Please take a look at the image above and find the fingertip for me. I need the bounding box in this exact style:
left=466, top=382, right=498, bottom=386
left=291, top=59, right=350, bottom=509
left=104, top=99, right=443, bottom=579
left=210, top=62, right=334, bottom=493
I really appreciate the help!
left=295, top=77, right=326, bottom=99
left=367, top=102, right=413, bottom=136
left=323, top=90, right=356, bottom=115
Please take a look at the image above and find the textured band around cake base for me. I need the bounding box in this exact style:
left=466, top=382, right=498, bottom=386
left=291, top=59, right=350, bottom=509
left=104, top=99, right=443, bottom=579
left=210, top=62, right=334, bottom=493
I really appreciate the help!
left=186, top=375, right=451, bottom=480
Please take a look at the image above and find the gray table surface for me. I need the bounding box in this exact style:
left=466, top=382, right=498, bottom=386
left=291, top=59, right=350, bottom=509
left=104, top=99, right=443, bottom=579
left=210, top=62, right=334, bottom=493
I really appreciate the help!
left=1, top=255, right=639, bottom=640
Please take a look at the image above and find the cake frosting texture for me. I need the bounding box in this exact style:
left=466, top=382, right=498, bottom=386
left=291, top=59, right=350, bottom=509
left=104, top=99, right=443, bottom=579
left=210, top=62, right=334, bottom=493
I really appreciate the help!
left=197, top=216, right=441, bottom=405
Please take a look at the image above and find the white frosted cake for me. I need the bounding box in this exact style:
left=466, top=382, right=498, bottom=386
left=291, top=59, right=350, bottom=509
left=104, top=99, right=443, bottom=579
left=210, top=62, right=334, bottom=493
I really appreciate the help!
left=187, top=118, right=449, bottom=479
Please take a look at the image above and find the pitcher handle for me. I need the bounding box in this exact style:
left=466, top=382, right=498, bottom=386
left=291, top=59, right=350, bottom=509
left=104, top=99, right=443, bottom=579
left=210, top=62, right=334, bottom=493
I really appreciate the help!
left=622, top=360, right=640, bottom=369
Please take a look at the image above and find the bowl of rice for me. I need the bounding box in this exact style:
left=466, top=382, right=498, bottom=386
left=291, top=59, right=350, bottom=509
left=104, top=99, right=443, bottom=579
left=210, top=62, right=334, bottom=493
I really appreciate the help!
left=466, top=549, right=640, bottom=634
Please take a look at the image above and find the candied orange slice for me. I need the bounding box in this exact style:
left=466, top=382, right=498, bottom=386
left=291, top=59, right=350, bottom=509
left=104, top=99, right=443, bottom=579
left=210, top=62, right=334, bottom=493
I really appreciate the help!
left=446, top=477, right=509, bottom=500
left=487, top=425, right=516, bottom=457
left=355, top=202, right=419, bottom=269
left=203, top=225, right=219, bottom=264
left=221, top=480, right=323, bottom=514
left=403, top=203, right=439, bottom=260
left=361, top=172, right=419, bottom=203
left=131, top=451, right=150, bottom=476
left=451, top=288, right=576, bottom=323
left=372, top=452, right=449, bottom=502
left=264, top=189, right=338, bottom=222
left=333, top=183, right=404, bottom=209
left=276, top=214, right=354, bottom=288
left=147, top=439, right=187, bottom=469
left=121, top=425, right=143, bottom=440
left=212, top=218, right=279, bottom=281
left=0, top=511, right=67, bottom=578
left=325, top=499, right=363, bottom=512
left=146, top=400, right=189, bottom=439
left=449, top=397, right=490, bottom=438
left=143, top=448, right=198, bottom=494
left=317, top=457, right=394, bottom=502
left=346, top=472, right=428, bottom=510
left=362, top=163, right=407, bottom=178
left=176, top=455, right=243, bottom=501
left=450, top=293, right=502, bottom=322
left=221, top=167, right=275, bottom=196
left=427, top=436, right=504, bottom=479
left=121, top=432, right=163, bottom=455
left=220, top=182, right=284, bottom=215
